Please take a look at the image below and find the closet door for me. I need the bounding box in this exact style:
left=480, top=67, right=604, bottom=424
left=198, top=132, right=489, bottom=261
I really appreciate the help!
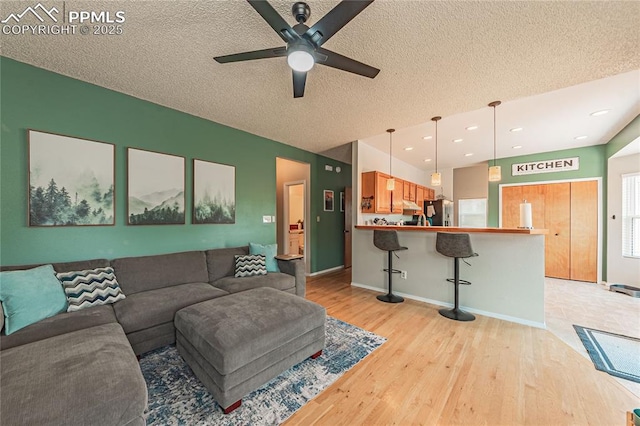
left=570, top=180, right=598, bottom=282
left=544, top=183, right=571, bottom=279
left=501, top=186, right=522, bottom=228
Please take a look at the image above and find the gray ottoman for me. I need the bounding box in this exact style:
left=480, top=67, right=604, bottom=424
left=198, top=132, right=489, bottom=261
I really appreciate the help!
left=174, top=287, right=326, bottom=413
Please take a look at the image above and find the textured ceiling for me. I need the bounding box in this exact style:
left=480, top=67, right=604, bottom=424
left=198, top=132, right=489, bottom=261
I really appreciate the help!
left=1, top=0, right=639, bottom=167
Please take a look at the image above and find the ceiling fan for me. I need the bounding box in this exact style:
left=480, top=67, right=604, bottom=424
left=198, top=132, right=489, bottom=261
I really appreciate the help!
left=214, top=0, right=380, bottom=98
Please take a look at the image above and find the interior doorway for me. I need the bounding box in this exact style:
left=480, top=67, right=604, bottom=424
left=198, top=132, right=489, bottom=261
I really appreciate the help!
left=276, top=158, right=311, bottom=275
left=500, top=179, right=600, bottom=282
left=284, top=182, right=305, bottom=257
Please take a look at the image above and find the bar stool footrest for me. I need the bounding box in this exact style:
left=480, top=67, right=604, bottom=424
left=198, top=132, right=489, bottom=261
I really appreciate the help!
left=446, top=278, right=472, bottom=285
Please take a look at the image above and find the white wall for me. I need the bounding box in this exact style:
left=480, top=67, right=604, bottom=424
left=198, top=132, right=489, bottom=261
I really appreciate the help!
left=607, top=153, right=640, bottom=286
left=453, top=164, right=489, bottom=226
left=351, top=229, right=546, bottom=326
left=355, top=140, right=453, bottom=225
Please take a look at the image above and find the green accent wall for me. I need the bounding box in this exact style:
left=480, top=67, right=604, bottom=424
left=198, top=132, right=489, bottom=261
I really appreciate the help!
left=0, top=57, right=351, bottom=271
left=605, top=115, right=640, bottom=158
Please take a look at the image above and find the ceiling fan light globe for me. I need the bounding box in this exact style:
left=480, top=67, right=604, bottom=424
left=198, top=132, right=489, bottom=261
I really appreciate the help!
left=287, top=50, right=314, bottom=72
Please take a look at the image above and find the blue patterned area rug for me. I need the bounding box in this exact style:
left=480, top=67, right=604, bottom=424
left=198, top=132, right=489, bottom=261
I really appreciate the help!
left=140, top=317, right=386, bottom=425
left=573, top=325, right=640, bottom=383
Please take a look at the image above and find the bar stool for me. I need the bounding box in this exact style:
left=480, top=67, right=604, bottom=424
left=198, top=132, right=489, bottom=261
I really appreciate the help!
left=436, top=232, right=478, bottom=321
left=373, top=230, right=407, bottom=303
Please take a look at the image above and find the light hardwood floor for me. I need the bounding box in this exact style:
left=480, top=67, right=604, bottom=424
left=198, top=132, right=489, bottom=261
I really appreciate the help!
left=287, top=269, right=639, bottom=425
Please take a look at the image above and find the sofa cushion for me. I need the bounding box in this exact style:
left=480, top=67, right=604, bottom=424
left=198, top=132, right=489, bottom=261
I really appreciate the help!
left=113, top=282, right=228, bottom=334
left=249, top=242, right=280, bottom=272
left=234, top=254, right=267, bottom=277
left=212, top=272, right=296, bottom=294
left=112, top=250, right=208, bottom=295
left=57, top=266, right=126, bottom=312
left=0, top=323, right=147, bottom=426
left=0, top=264, right=68, bottom=335
left=205, top=246, right=248, bottom=282
left=0, top=305, right=117, bottom=351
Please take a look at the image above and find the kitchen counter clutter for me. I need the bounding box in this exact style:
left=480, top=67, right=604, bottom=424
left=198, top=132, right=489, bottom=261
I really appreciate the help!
left=352, top=226, right=548, bottom=327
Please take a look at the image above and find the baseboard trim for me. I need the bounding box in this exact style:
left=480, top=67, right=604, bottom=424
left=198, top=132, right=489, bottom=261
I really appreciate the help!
left=308, top=265, right=345, bottom=277
left=350, top=282, right=546, bottom=329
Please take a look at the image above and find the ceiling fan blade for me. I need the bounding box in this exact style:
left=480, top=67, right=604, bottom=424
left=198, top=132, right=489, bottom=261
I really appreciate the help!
left=316, top=48, right=379, bottom=78
left=214, top=47, right=286, bottom=63
left=246, top=0, right=299, bottom=43
left=305, top=0, right=374, bottom=47
left=292, top=70, right=307, bottom=98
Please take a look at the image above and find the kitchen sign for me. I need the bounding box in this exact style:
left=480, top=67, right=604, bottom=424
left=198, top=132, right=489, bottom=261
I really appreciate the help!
left=512, top=157, right=579, bottom=176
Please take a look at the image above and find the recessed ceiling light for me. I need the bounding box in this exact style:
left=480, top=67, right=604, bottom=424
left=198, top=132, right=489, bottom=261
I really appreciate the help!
left=512, top=145, right=522, bottom=149
left=510, top=127, right=523, bottom=132
left=453, top=138, right=463, bottom=143
left=424, top=158, right=432, bottom=162
left=404, top=147, right=414, bottom=151
left=466, top=125, right=479, bottom=131
left=422, top=136, right=432, bottom=140
left=464, top=153, right=474, bottom=157
left=590, top=109, right=610, bottom=116
left=574, top=135, right=588, bottom=140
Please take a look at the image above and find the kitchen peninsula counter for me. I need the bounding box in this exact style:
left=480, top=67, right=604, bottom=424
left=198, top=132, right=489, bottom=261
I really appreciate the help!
left=355, top=225, right=548, bottom=235
left=352, top=225, right=548, bottom=327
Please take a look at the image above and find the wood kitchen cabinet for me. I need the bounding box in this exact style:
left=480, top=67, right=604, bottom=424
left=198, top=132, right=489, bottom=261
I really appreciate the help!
left=403, top=181, right=416, bottom=201
left=361, top=171, right=391, bottom=213
left=415, top=185, right=426, bottom=215
left=361, top=171, right=434, bottom=215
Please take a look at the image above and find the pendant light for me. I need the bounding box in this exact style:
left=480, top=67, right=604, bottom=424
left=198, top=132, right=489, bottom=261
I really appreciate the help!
left=488, top=101, right=502, bottom=182
left=430, top=116, right=442, bottom=187
left=386, top=129, right=395, bottom=190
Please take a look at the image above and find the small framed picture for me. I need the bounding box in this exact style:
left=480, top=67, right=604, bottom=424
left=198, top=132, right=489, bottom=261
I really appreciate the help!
left=323, top=190, right=334, bottom=212
left=340, top=191, right=345, bottom=212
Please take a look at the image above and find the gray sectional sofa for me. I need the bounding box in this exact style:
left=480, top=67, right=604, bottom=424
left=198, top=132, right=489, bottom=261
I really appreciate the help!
left=0, top=246, right=305, bottom=425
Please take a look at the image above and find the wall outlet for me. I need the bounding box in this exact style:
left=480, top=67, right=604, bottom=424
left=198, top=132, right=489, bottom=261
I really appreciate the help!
left=400, top=271, right=407, bottom=279
left=324, top=165, right=333, bottom=171
left=262, top=215, right=272, bottom=223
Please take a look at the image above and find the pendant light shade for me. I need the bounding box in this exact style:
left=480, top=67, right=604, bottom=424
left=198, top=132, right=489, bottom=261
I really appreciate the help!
left=386, top=129, right=395, bottom=190
left=488, top=101, right=502, bottom=182
left=430, top=116, right=442, bottom=187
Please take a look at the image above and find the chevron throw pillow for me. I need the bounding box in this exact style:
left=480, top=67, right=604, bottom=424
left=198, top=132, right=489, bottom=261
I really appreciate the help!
left=56, top=266, right=126, bottom=312
left=234, top=254, right=268, bottom=278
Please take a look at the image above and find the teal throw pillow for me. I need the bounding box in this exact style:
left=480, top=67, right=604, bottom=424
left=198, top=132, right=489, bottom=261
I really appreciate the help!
left=0, top=264, right=68, bottom=335
left=249, top=242, right=280, bottom=273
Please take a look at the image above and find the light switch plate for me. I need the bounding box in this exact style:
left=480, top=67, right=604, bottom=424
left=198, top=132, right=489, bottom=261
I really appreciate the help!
left=271, top=216, right=276, bottom=222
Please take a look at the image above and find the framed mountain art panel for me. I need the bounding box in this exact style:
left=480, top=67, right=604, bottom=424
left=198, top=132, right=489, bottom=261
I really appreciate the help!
left=127, top=148, right=185, bottom=225
left=192, top=159, right=236, bottom=224
left=28, top=130, right=115, bottom=227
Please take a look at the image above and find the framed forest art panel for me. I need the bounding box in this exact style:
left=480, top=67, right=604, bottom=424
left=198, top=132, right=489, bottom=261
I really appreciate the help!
left=193, top=159, right=236, bottom=224
left=127, top=148, right=185, bottom=225
left=28, top=130, right=115, bottom=226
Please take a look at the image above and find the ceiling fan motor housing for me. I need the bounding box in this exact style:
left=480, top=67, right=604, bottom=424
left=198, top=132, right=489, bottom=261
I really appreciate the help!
left=292, top=2, right=311, bottom=24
